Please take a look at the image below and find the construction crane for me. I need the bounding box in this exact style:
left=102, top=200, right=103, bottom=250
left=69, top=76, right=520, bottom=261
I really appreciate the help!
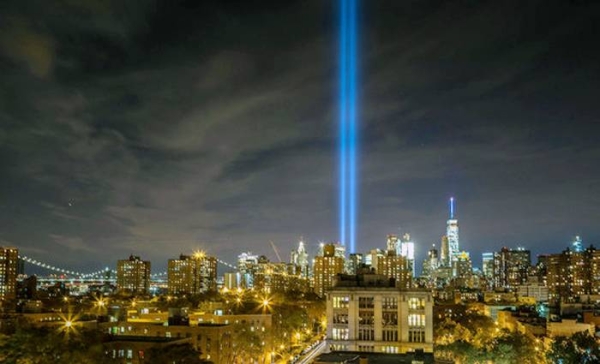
left=270, top=241, right=283, bottom=263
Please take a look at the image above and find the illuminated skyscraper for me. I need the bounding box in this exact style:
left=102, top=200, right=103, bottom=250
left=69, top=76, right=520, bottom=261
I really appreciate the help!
left=386, top=234, right=399, bottom=252
left=572, top=235, right=583, bottom=253
left=313, top=243, right=345, bottom=297
left=400, top=233, right=416, bottom=277
left=482, top=252, right=494, bottom=279
left=0, top=247, right=18, bottom=301
left=421, top=245, right=439, bottom=278
left=290, top=239, right=309, bottom=278
left=168, top=252, right=217, bottom=295
left=117, top=255, right=151, bottom=295
left=446, top=198, right=459, bottom=263
left=346, top=253, right=364, bottom=275
left=440, top=236, right=449, bottom=267
left=237, top=252, right=259, bottom=288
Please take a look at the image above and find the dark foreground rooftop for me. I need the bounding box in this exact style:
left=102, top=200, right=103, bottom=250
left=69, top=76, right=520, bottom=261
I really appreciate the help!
left=314, top=351, right=436, bottom=364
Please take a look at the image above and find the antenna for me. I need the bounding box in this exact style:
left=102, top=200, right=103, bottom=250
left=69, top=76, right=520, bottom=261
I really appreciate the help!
left=449, top=197, right=455, bottom=219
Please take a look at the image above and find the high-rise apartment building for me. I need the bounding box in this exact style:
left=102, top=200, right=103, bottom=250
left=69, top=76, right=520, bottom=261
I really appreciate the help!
left=117, top=255, right=151, bottom=295
left=376, top=250, right=412, bottom=289
left=313, top=243, right=345, bottom=297
left=546, top=245, right=600, bottom=303
left=326, top=274, right=433, bottom=354
left=0, top=247, right=18, bottom=301
left=492, top=247, right=531, bottom=290
left=168, top=252, right=217, bottom=295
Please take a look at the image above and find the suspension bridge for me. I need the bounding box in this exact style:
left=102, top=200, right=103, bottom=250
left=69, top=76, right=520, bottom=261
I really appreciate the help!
left=18, top=255, right=237, bottom=283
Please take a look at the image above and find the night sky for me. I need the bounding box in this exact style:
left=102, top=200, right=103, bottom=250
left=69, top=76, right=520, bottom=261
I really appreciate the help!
left=1, top=0, right=599, bottom=273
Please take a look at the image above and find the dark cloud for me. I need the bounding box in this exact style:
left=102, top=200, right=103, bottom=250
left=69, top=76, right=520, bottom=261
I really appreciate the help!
left=1, top=0, right=599, bottom=273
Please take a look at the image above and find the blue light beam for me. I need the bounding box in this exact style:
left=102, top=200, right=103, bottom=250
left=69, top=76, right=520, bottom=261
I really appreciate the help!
left=338, top=0, right=358, bottom=254
left=338, top=0, right=348, bottom=248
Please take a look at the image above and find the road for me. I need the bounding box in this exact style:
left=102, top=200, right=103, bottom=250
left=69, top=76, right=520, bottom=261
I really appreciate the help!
left=295, top=340, right=327, bottom=364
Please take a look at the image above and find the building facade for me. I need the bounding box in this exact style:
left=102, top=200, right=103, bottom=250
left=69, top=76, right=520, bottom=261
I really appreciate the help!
left=492, top=247, right=531, bottom=290
left=0, top=247, right=18, bottom=302
left=168, top=252, right=217, bottom=295
left=376, top=251, right=412, bottom=289
left=547, top=246, right=600, bottom=303
left=313, top=244, right=345, bottom=297
left=326, top=281, right=433, bottom=354
left=117, top=255, right=151, bottom=295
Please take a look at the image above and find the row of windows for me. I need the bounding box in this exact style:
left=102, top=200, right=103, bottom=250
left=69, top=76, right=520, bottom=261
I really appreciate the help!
left=408, top=313, right=426, bottom=327
left=331, top=296, right=425, bottom=310
left=382, top=329, right=398, bottom=341
left=409, top=330, right=426, bottom=343
left=358, top=328, right=374, bottom=341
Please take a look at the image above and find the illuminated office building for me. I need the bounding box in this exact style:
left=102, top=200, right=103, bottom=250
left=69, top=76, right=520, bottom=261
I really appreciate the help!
left=482, top=252, right=494, bottom=279
left=0, top=247, right=18, bottom=301
left=386, top=235, right=399, bottom=252
left=421, top=245, right=439, bottom=278
left=237, top=252, right=259, bottom=288
left=572, top=235, right=583, bottom=253
left=399, top=233, right=415, bottom=277
left=117, top=255, right=151, bottom=295
left=168, top=252, right=217, bottom=295
left=346, top=253, right=364, bottom=275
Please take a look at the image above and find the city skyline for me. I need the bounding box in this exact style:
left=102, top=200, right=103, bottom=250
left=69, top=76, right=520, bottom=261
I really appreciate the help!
left=1, top=0, right=599, bottom=272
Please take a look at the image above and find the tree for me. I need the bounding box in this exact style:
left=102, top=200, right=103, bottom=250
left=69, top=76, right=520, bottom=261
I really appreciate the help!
left=147, top=343, right=209, bottom=364
left=547, top=331, right=600, bottom=364
left=226, top=322, right=264, bottom=364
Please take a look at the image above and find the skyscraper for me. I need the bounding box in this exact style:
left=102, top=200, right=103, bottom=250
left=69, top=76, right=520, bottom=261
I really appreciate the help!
left=482, top=252, right=494, bottom=279
left=386, top=234, right=399, bottom=252
left=237, top=252, right=260, bottom=288
left=0, top=247, right=18, bottom=302
left=440, top=236, right=450, bottom=267
left=446, top=198, right=459, bottom=263
left=290, top=239, right=309, bottom=278
left=117, top=255, right=151, bottom=295
left=572, top=235, right=583, bottom=253
left=421, top=245, right=439, bottom=278
left=399, top=233, right=416, bottom=277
